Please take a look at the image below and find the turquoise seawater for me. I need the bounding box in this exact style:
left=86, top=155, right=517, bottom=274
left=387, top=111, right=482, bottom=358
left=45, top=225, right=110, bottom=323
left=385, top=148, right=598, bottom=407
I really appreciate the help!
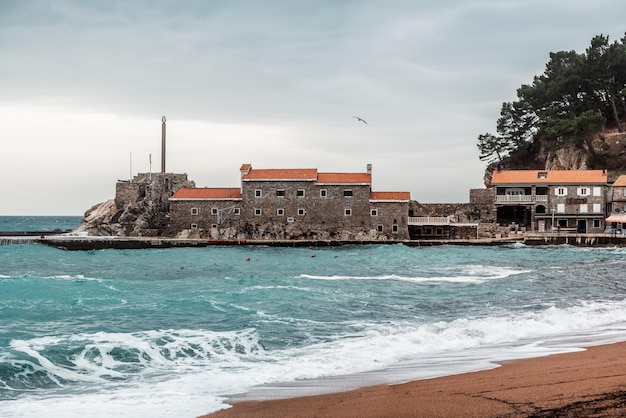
left=2, top=217, right=626, bottom=417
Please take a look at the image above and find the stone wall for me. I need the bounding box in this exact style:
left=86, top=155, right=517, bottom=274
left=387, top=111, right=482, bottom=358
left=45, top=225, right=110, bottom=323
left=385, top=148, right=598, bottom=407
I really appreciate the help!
left=166, top=199, right=244, bottom=239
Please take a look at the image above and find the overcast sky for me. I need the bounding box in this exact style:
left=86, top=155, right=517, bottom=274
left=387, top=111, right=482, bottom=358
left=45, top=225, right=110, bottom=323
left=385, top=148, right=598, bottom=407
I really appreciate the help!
left=1, top=0, right=625, bottom=215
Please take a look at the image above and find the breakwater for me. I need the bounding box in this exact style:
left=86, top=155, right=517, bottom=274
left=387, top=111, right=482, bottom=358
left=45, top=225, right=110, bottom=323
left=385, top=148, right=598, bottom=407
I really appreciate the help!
left=4, top=233, right=626, bottom=250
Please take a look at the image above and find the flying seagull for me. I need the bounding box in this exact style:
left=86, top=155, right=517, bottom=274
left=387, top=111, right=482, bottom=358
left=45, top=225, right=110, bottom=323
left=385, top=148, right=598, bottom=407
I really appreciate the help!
left=352, top=116, right=367, bottom=125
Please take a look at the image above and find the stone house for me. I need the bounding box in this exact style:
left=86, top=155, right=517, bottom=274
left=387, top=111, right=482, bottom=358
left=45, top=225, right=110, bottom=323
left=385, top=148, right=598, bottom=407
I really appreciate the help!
left=605, top=175, right=626, bottom=230
left=166, top=163, right=411, bottom=240
left=490, top=169, right=609, bottom=233
left=166, top=188, right=242, bottom=238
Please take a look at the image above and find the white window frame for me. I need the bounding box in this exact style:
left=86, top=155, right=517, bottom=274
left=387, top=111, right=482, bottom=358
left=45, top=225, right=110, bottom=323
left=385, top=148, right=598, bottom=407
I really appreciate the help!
left=593, top=187, right=601, bottom=197
left=233, top=208, right=241, bottom=215
left=277, top=208, right=285, bottom=216
left=320, top=189, right=328, bottom=198
left=377, top=224, right=383, bottom=232
left=190, top=223, right=198, bottom=229
left=371, top=209, right=378, bottom=216
left=191, top=208, right=199, bottom=215
left=211, top=207, right=218, bottom=215
left=255, top=189, right=262, bottom=198
left=254, top=208, right=262, bottom=216
left=344, top=208, right=352, bottom=216
left=343, top=189, right=353, bottom=197
left=297, top=189, right=305, bottom=197
left=593, top=203, right=601, bottom=213
left=392, top=224, right=399, bottom=233
left=555, top=187, right=568, bottom=196
left=579, top=204, right=588, bottom=213
left=276, top=189, right=285, bottom=197
left=577, top=187, right=589, bottom=197
left=297, top=208, right=306, bottom=216
left=557, top=203, right=565, bottom=213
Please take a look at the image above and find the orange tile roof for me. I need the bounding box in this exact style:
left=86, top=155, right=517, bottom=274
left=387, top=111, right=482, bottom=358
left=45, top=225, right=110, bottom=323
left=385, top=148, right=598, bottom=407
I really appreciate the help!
left=613, top=175, right=626, bottom=187
left=370, top=191, right=410, bottom=201
left=242, top=168, right=318, bottom=181
left=317, top=172, right=371, bottom=184
left=170, top=188, right=242, bottom=199
left=491, top=170, right=608, bottom=185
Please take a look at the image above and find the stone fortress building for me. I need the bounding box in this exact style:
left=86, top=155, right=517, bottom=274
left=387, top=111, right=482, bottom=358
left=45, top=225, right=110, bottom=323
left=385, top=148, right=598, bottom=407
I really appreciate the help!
left=166, top=163, right=411, bottom=241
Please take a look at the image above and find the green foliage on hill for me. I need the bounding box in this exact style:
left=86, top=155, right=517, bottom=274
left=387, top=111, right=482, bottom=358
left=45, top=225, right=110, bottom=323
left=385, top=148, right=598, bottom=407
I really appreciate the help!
left=478, top=33, right=626, bottom=167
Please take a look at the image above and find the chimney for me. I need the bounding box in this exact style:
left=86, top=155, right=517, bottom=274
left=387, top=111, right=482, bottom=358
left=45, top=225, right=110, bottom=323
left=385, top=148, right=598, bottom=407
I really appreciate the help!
left=366, top=163, right=372, bottom=174
left=161, top=116, right=166, bottom=173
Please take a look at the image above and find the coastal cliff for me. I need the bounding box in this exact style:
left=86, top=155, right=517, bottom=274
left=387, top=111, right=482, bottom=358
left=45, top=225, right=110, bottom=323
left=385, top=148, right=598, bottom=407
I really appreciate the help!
left=75, top=173, right=194, bottom=236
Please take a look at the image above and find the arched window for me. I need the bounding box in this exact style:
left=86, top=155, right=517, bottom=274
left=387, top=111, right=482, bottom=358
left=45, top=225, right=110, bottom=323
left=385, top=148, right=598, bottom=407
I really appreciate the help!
left=536, top=205, right=546, bottom=214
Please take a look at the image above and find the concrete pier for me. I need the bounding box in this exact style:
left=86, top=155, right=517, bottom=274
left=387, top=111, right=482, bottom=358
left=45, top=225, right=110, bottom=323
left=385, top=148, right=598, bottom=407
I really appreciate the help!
left=3, top=232, right=626, bottom=250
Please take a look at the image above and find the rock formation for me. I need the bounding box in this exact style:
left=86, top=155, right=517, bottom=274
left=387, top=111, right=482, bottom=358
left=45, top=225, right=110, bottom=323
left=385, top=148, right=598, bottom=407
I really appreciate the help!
left=75, top=173, right=195, bottom=236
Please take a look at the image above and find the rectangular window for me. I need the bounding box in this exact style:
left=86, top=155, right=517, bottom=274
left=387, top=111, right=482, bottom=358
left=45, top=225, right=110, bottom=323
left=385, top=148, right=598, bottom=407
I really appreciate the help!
left=287, top=217, right=295, bottom=223
left=556, top=187, right=568, bottom=196
left=276, top=189, right=285, bottom=197
left=255, top=189, right=262, bottom=198
left=593, top=203, right=601, bottom=213
left=297, top=189, right=305, bottom=197
left=277, top=208, right=284, bottom=216
left=371, top=209, right=378, bottom=216
left=297, top=208, right=306, bottom=216
left=558, top=219, right=568, bottom=227
left=211, top=224, right=217, bottom=229
left=579, top=204, right=588, bottom=213
left=435, top=227, right=442, bottom=235
left=320, top=189, right=327, bottom=198
left=191, top=208, right=199, bottom=215
left=254, top=208, right=262, bottom=216
left=190, top=223, right=198, bottom=229
left=233, top=208, right=241, bottom=215
left=211, top=208, right=218, bottom=215
left=344, top=208, right=352, bottom=216
left=538, top=171, right=548, bottom=178
left=593, top=219, right=601, bottom=228
left=343, top=189, right=353, bottom=197
left=557, top=203, right=565, bottom=213
left=377, top=225, right=383, bottom=232
left=425, top=228, right=433, bottom=235
left=577, top=187, right=589, bottom=197
left=593, top=187, right=601, bottom=197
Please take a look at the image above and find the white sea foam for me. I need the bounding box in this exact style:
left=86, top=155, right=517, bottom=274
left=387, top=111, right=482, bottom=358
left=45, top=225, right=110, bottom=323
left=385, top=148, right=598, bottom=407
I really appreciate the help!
left=298, top=265, right=531, bottom=283
left=4, top=300, right=626, bottom=417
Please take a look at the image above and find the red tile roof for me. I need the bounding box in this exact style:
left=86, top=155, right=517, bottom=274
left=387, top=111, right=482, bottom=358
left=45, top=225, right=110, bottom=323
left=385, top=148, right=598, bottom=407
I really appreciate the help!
left=613, top=175, right=626, bottom=187
left=491, top=170, right=608, bottom=185
left=317, top=172, right=371, bottom=184
left=170, top=188, right=242, bottom=199
left=241, top=168, right=318, bottom=181
left=370, top=191, right=410, bottom=201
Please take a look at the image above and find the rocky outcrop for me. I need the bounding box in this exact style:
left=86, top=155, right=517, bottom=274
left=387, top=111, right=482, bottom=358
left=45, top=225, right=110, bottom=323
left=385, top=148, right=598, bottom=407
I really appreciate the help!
left=75, top=173, right=195, bottom=236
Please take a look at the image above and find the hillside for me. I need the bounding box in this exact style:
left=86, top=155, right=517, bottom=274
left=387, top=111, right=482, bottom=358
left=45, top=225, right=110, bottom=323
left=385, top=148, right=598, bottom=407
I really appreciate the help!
left=484, top=120, right=626, bottom=186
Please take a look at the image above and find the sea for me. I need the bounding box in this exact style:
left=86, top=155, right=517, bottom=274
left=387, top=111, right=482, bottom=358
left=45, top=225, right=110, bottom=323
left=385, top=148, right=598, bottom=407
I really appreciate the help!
left=2, top=216, right=626, bottom=417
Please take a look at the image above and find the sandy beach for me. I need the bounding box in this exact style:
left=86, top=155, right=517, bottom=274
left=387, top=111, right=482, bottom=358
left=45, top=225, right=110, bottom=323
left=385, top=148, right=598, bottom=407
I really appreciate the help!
left=204, top=341, right=626, bottom=418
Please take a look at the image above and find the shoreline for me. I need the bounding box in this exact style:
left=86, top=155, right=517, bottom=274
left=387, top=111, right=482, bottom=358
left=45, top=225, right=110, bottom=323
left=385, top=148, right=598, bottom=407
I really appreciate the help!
left=203, top=340, right=626, bottom=418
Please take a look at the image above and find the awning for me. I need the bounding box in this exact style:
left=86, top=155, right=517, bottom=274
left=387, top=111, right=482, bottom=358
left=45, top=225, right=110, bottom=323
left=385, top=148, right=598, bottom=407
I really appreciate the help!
left=605, top=214, right=626, bottom=223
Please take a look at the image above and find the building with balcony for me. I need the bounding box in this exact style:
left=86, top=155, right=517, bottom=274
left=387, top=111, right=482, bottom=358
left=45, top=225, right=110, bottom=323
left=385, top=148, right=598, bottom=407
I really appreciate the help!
left=491, top=169, right=608, bottom=233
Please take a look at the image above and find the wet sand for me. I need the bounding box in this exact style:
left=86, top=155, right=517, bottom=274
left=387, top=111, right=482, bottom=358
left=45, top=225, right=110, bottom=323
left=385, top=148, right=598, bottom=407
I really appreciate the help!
left=203, top=341, right=626, bottom=417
